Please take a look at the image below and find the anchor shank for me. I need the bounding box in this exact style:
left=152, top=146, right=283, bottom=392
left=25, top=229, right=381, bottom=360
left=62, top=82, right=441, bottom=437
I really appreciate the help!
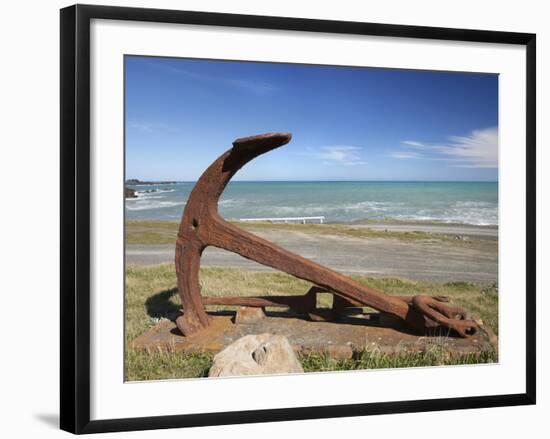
left=207, top=216, right=411, bottom=321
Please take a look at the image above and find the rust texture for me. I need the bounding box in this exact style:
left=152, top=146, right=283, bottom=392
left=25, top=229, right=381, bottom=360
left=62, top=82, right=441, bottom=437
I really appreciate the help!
left=175, top=133, right=478, bottom=338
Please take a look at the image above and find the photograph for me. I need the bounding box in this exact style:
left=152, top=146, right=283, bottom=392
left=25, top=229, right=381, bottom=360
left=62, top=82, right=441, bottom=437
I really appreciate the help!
left=1, top=0, right=542, bottom=435
left=124, top=55, right=499, bottom=381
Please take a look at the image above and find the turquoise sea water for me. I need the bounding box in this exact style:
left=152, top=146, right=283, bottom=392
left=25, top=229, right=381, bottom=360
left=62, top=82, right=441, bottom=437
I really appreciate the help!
left=125, top=181, right=498, bottom=225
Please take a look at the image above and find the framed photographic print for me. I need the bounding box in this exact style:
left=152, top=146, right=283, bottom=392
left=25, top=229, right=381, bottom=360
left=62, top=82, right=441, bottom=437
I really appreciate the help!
left=60, top=4, right=536, bottom=434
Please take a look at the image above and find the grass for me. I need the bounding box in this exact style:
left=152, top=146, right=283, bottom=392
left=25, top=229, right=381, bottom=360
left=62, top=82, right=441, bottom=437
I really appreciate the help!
left=125, top=220, right=180, bottom=245
left=125, top=219, right=466, bottom=246
left=299, top=346, right=497, bottom=372
left=126, top=350, right=212, bottom=381
left=125, top=264, right=498, bottom=381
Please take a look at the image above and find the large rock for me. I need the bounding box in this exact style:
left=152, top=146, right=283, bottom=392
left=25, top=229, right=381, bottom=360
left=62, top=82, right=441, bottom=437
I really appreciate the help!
left=208, top=333, right=303, bottom=377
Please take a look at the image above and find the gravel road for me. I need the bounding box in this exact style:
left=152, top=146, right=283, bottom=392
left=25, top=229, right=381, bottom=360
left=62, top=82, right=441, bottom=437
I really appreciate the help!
left=126, top=224, right=497, bottom=283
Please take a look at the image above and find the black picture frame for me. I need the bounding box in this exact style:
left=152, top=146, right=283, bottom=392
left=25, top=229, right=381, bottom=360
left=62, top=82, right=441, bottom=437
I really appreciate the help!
left=60, top=4, right=536, bottom=434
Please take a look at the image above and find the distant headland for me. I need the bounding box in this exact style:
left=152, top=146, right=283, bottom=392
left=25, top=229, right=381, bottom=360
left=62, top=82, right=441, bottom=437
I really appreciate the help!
left=126, top=179, right=178, bottom=185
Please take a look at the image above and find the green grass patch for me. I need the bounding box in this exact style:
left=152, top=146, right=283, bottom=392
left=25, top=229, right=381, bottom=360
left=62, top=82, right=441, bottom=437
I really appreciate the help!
left=125, top=264, right=498, bottom=381
left=300, top=346, right=497, bottom=372
left=126, top=349, right=213, bottom=381
left=125, top=220, right=180, bottom=245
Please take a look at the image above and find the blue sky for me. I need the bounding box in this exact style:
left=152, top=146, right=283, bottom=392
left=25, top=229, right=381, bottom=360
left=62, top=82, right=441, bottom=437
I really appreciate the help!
left=125, top=56, right=498, bottom=181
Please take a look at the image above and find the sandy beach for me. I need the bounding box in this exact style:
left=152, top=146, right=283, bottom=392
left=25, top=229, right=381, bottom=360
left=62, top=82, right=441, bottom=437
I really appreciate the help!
left=125, top=221, right=497, bottom=283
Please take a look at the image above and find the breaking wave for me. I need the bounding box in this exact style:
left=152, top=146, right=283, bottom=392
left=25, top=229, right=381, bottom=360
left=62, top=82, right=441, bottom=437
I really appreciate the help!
left=125, top=199, right=185, bottom=211
left=125, top=182, right=498, bottom=225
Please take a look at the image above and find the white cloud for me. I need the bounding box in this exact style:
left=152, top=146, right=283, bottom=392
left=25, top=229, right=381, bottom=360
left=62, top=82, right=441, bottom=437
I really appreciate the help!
left=393, top=127, right=498, bottom=168
left=401, top=140, right=425, bottom=148
left=390, top=151, right=421, bottom=159
left=221, top=77, right=278, bottom=95
left=435, top=127, right=498, bottom=168
left=306, top=146, right=368, bottom=166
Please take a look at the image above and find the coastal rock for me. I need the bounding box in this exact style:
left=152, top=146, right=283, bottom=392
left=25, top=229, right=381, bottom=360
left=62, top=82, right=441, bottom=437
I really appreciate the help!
left=208, top=333, right=303, bottom=377
left=125, top=187, right=137, bottom=198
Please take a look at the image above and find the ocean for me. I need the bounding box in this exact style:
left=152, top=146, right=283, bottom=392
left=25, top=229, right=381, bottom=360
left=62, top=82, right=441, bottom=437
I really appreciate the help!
left=125, top=181, right=498, bottom=226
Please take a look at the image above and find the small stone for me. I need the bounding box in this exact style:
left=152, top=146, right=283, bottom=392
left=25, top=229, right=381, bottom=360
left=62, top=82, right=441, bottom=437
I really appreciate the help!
left=234, top=306, right=265, bottom=324
left=208, top=334, right=304, bottom=377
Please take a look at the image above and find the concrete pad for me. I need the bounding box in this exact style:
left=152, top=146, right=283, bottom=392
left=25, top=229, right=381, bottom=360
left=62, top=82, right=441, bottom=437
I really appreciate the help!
left=130, top=311, right=497, bottom=360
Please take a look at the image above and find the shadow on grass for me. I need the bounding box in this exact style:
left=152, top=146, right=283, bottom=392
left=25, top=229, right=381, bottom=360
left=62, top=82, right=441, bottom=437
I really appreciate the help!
left=145, top=288, right=241, bottom=324
left=145, top=287, right=180, bottom=321
left=143, top=288, right=471, bottom=340
left=144, top=287, right=420, bottom=335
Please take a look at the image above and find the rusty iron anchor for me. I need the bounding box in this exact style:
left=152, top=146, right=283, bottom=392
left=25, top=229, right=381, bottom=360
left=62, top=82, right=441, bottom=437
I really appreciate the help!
left=175, top=133, right=478, bottom=338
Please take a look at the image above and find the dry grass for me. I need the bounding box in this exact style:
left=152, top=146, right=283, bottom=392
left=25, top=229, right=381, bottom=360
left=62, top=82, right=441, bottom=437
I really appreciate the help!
left=125, top=219, right=462, bottom=245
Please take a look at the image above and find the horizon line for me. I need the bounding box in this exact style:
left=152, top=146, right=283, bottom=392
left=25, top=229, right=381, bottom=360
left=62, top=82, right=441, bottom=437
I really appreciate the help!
left=126, top=179, right=499, bottom=183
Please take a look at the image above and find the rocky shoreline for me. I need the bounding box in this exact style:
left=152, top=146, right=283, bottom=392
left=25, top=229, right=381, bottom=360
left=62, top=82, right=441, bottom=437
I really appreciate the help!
left=125, top=187, right=137, bottom=198
left=125, top=187, right=164, bottom=199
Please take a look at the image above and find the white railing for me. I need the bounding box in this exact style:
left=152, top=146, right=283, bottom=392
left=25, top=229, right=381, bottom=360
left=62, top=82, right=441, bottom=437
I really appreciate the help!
left=238, top=216, right=325, bottom=224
